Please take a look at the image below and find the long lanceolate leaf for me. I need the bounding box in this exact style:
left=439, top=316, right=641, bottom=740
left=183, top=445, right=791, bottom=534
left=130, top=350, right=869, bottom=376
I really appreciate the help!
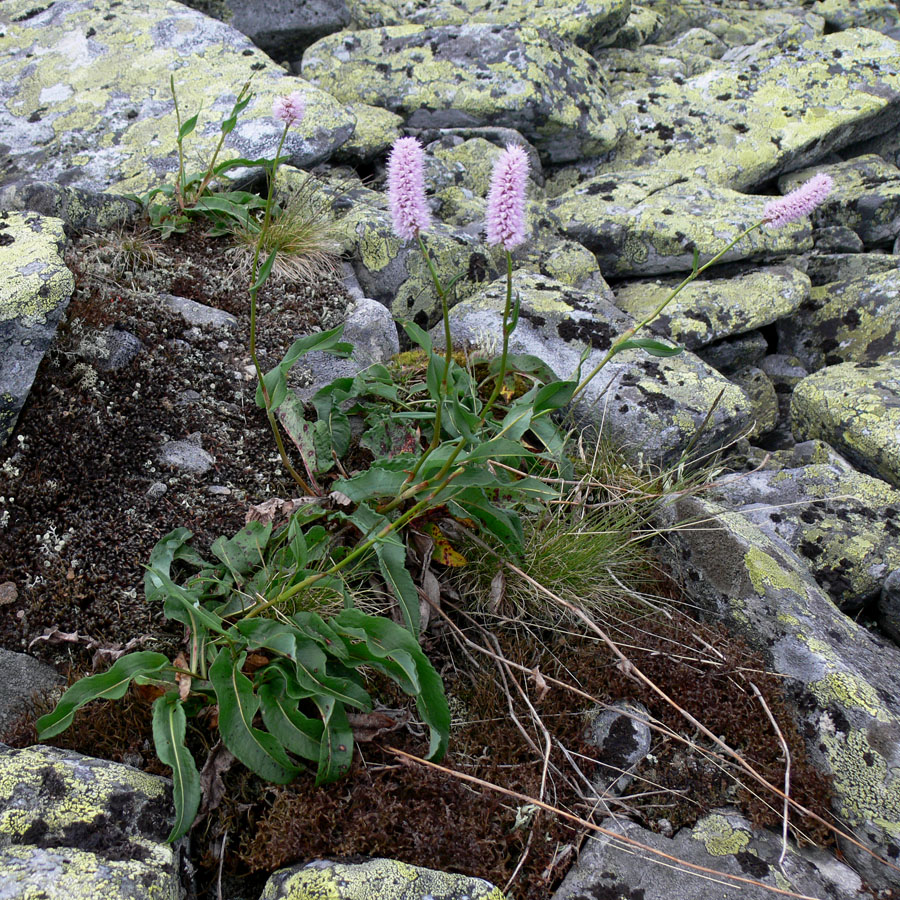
left=152, top=693, right=201, bottom=842
left=36, top=652, right=171, bottom=740
left=208, top=649, right=300, bottom=784
left=311, top=694, right=354, bottom=785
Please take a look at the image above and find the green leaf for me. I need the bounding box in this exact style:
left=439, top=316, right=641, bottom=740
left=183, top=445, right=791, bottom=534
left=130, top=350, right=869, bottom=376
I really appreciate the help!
left=146, top=566, right=227, bottom=636
left=208, top=649, right=301, bottom=784
left=252, top=248, right=278, bottom=292
left=333, top=609, right=450, bottom=760
left=210, top=521, right=272, bottom=580
left=401, top=320, right=433, bottom=353
left=454, top=488, right=523, bottom=555
left=533, top=380, right=577, bottom=415
left=332, top=459, right=410, bottom=503
left=152, top=693, right=201, bottom=842
left=177, top=113, right=199, bottom=142
left=258, top=670, right=323, bottom=762
left=220, top=91, right=253, bottom=135
left=145, top=528, right=194, bottom=604
left=489, top=353, right=556, bottom=384
left=212, top=155, right=291, bottom=175
left=37, top=652, right=170, bottom=739
left=277, top=392, right=319, bottom=475
left=614, top=338, right=683, bottom=358
left=311, top=695, right=354, bottom=784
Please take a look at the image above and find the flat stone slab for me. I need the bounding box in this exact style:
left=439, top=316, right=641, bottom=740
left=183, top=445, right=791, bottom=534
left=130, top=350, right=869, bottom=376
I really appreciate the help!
left=301, top=23, right=624, bottom=163
left=614, top=265, right=810, bottom=350
left=438, top=271, right=752, bottom=467
left=552, top=176, right=811, bottom=277
left=0, top=0, right=354, bottom=194
left=605, top=28, right=900, bottom=190
left=262, top=857, right=505, bottom=899
left=0, top=212, right=74, bottom=446
left=777, top=267, right=900, bottom=370
left=344, top=0, right=631, bottom=53
left=791, top=358, right=900, bottom=488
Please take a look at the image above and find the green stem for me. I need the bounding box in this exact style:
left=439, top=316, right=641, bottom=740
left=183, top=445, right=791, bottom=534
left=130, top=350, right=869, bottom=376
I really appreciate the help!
left=170, top=75, right=186, bottom=213
left=193, top=80, right=252, bottom=202
left=572, top=222, right=762, bottom=400
left=248, top=123, right=315, bottom=496
left=479, top=249, right=514, bottom=423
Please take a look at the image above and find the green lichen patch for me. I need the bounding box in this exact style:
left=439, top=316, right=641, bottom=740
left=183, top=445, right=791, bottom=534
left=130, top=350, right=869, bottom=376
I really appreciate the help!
left=0, top=843, right=179, bottom=899
left=690, top=812, right=751, bottom=856
left=555, top=178, right=810, bottom=277
left=791, top=358, right=900, bottom=488
left=614, top=265, right=810, bottom=349
left=345, top=0, right=630, bottom=53
left=262, top=857, right=505, bottom=900
left=815, top=0, right=900, bottom=33
left=605, top=28, right=900, bottom=191
left=300, top=24, right=624, bottom=163
left=777, top=267, right=900, bottom=371
left=332, top=102, right=403, bottom=164
left=0, top=0, right=354, bottom=194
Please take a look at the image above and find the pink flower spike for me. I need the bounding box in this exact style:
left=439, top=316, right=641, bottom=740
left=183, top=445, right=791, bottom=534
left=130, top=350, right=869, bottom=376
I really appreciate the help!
left=762, top=172, right=833, bottom=229
left=272, top=91, right=306, bottom=127
left=387, top=137, right=431, bottom=241
left=486, top=143, right=529, bottom=251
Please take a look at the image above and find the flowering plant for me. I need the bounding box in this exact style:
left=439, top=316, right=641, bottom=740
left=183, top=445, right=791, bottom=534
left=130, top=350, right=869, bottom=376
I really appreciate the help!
left=39, top=83, right=833, bottom=844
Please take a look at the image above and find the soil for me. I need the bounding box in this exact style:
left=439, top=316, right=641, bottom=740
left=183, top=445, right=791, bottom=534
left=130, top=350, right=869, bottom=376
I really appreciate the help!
left=0, top=222, right=836, bottom=900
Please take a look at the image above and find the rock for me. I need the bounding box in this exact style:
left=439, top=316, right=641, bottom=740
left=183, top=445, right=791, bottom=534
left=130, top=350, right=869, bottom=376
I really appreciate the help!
left=780, top=155, right=900, bottom=246
left=301, top=24, right=624, bottom=163
left=437, top=271, right=752, bottom=468
left=613, top=266, right=810, bottom=350
left=225, top=0, right=350, bottom=64
left=776, top=268, right=900, bottom=371
left=696, top=331, right=768, bottom=374
left=553, top=176, right=811, bottom=277
left=163, top=293, right=238, bottom=330
left=0, top=182, right=139, bottom=236
left=0, top=652, right=61, bottom=741
left=878, top=569, right=900, bottom=643
left=77, top=326, right=143, bottom=372
left=0, top=743, right=180, bottom=899
left=815, top=0, right=900, bottom=36
left=0, top=0, right=354, bottom=194
left=584, top=701, right=652, bottom=796
left=605, top=29, right=900, bottom=191
left=159, top=436, right=216, bottom=475
left=552, top=809, right=863, bottom=900
left=344, top=0, right=631, bottom=54
left=706, top=463, right=900, bottom=610
left=795, top=250, right=899, bottom=286
left=654, top=496, right=900, bottom=888
left=262, top=857, right=505, bottom=899
left=331, top=102, right=403, bottom=164
left=791, top=357, right=900, bottom=487
left=0, top=211, right=75, bottom=446
left=730, top=365, right=778, bottom=438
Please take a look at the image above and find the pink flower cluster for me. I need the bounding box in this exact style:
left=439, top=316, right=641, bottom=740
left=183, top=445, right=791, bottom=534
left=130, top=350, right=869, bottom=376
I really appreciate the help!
left=486, top=143, right=530, bottom=251
left=272, top=91, right=306, bottom=127
left=762, top=172, right=833, bottom=229
left=387, top=137, right=432, bottom=241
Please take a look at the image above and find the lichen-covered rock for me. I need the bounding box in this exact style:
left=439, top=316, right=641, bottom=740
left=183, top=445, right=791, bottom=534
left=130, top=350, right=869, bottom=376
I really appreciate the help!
left=605, top=28, right=900, bottom=191
left=797, top=249, right=900, bottom=286
left=654, top=496, right=900, bottom=889
left=0, top=0, right=354, bottom=194
left=780, top=155, right=900, bottom=246
left=776, top=268, right=900, bottom=371
left=553, top=177, right=811, bottom=277
left=0, top=843, right=180, bottom=900
left=552, top=809, right=863, bottom=900
left=344, top=0, right=631, bottom=53
left=613, top=266, right=810, bottom=350
left=0, top=212, right=75, bottom=446
left=730, top=365, right=778, bottom=438
left=261, top=857, right=505, bottom=899
left=437, top=271, right=752, bottom=467
left=696, top=331, right=768, bottom=374
left=584, top=701, right=652, bottom=796
left=706, top=463, right=900, bottom=609
left=0, top=182, right=139, bottom=235
left=300, top=24, right=624, bottom=163
left=605, top=3, right=664, bottom=50
left=814, top=0, right=900, bottom=35
left=332, top=102, right=402, bottom=164
left=0, top=743, right=174, bottom=855
left=791, top=358, right=900, bottom=488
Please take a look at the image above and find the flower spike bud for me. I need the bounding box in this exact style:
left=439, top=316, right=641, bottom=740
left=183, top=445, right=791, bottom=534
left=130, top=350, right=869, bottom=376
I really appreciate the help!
left=272, top=92, right=306, bottom=127
left=762, top=172, right=833, bottom=230
left=486, top=143, right=530, bottom=251
left=387, top=137, right=431, bottom=241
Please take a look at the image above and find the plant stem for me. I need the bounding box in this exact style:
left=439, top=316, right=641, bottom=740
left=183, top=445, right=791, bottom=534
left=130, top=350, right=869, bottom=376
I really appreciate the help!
left=194, top=80, right=252, bottom=201
left=571, top=222, right=762, bottom=400
left=479, top=249, right=514, bottom=422
left=248, top=123, right=316, bottom=496
left=170, top=75, right=186, bottom=213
